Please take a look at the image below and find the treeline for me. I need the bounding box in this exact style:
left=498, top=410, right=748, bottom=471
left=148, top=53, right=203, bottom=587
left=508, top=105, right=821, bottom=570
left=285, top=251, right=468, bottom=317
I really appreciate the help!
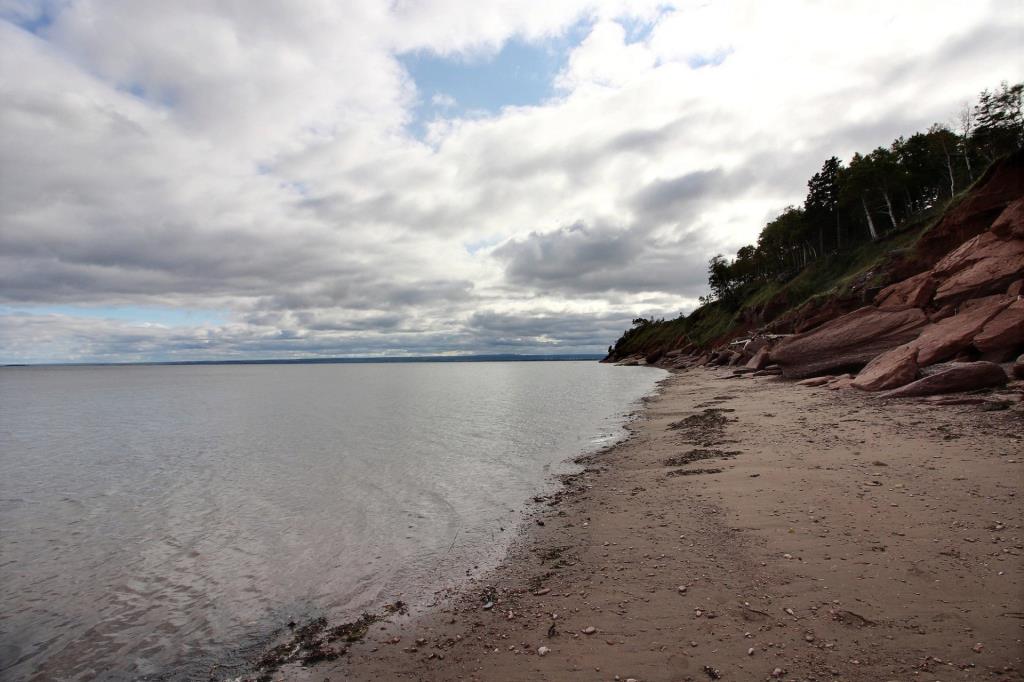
left=704, top=81, right=1023, bottom=306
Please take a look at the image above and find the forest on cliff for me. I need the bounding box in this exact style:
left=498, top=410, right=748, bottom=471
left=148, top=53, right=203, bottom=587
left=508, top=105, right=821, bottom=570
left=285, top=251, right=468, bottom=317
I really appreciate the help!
left=608, top=81, right=1023, bottom=359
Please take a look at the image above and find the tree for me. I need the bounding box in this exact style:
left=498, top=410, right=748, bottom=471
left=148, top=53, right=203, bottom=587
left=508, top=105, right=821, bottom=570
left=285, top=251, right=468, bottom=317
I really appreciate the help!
left=842, top=153, right=880, bottom=240
left=805, top=156, right=842, bottom=253
left=928, top=124, right=962, bottom=198
left=866, top=146, right=903, bottom=228
left=706, top=255, right=733, bottom=303
left=957, top=101, right=976, bottom=181
left=974, top=81, right=1024, bottom=162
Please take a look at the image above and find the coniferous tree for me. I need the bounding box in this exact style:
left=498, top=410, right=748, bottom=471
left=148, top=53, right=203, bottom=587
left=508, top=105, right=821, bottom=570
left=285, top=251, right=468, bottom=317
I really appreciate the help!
left=804, top=156, right=842, bottom=254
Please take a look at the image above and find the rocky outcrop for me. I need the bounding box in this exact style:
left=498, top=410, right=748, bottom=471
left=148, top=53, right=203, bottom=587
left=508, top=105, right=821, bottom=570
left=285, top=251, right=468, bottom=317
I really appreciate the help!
left=992, top=198, right=1024, bottom=239
left=882, top=362, right=1008, bottom=398
left=765, top=158, right=1022, bottom=391
left=874, top=272, right=937, bottom=310
left=931, top=231, right=1024, bottom=306
left=851, top=344, right=919, bottom=391
left=606, top=152, right=1022, bottom=402
left=908, top=151, right=1024, bottom=269
left=913, top=296, right=1013, bottom=365
left=770, top=307, right=928, bottom=379
left=973, top=299, right=1024, bottom=353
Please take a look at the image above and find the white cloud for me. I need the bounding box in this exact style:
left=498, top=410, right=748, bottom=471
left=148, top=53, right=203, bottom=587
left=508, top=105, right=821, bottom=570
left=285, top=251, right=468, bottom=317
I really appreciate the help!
left=0, top=0, right=1020, bottom=362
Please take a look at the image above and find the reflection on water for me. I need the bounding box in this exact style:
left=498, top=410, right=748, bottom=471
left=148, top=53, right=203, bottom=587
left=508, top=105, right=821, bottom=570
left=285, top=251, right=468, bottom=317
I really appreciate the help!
left=0, top=361, right=663, bottom=680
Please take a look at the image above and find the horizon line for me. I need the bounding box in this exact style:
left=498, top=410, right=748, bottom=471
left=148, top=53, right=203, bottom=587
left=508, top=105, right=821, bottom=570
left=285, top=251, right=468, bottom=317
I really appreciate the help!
left=2, top=352, right=607, bottom=368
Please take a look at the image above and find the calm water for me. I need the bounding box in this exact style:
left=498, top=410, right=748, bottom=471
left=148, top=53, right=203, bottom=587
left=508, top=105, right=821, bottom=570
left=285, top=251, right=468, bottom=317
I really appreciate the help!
left=0, top=361, right=663, bottom=680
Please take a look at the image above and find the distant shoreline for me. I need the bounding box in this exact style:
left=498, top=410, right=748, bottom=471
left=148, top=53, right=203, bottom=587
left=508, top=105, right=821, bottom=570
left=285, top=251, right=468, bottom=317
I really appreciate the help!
left=1, top=353, right=605, bottom=368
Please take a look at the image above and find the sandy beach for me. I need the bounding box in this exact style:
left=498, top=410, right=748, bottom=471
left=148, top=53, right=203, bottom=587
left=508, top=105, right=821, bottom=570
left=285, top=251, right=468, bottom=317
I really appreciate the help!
left=275, top=365, right=1023, bottom=682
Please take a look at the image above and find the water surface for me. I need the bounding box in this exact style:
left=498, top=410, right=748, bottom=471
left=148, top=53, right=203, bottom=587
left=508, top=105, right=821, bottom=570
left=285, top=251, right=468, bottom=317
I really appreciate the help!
left=0, top=361, right=663, bottom=680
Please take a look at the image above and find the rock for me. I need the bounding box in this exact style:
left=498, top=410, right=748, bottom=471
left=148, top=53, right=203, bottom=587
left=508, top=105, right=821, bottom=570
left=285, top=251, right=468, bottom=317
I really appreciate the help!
left=909, top=151, right=1024, bottom=268
left=533, top=588, right=551, bottom=596
left=745, top=346, right=772, bottom=370
left=883, top=361, right=1008, bottom=398
left=537, top=646, right=550, bottom=656
left=991, top=198, right=1024, bottom=239
left=771, top=307, right=928, bottom=379
left=1015, top=354, right=1024, bottom=379
left=931, top=231, right=1024, bottom=306
left=913, top=295, right=1012, bottom=365
left=929, top=303, right=956, bottom=322
left=826, top=374, right=855, bottom=390
left=582, top=626, right=596, bottom=635
left=1008, top=279, right=1024, bottom=297
left=852, top=344, right=919, bottom=391
left=874, top=271, right=938, bottom=310
left=973, top=299, right=1024, bottom=353
left=797, top=376, right=833, bottom=387
left=771, top=668, right=785, bottom=678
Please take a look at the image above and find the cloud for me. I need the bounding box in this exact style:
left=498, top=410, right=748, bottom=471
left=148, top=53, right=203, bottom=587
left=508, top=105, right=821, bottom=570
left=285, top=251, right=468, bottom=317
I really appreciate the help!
left=494, top=220, right=713, bottom=298
left=0, top=0, right=1020, bottom=362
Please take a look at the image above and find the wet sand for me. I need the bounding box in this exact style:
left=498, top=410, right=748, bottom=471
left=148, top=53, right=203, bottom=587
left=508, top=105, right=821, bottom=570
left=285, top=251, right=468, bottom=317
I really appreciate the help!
left=277, top=366, right=1023, bottom=681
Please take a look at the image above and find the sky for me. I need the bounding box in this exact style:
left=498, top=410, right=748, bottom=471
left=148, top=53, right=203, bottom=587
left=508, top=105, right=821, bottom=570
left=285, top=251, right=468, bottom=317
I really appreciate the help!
left=0, top=1, right=1021, bottom=363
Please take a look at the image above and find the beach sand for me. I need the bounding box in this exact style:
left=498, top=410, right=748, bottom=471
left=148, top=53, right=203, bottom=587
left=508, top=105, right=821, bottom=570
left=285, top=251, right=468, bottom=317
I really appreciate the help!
left=279, top=366, right=1023, bottom=681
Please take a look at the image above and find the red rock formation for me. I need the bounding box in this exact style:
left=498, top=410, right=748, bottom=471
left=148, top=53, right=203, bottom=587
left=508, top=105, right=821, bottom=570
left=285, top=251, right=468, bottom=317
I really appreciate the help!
left=770, top=307, right=928, bottom=379
left=882, top=361, right=1008, bottom=398
left=913, top=296, right=1012, bottom=365
left=874, top=272, right=937, bottom=310
left=931, top=231, right=1024, bottom=306
left=851, top=344, right=919, bottom=391
left=909, top=150, right=1024, bottom=269
left=973, top=299, right=1024, bottom=353
left=992, top=198, right=1024, bottom=239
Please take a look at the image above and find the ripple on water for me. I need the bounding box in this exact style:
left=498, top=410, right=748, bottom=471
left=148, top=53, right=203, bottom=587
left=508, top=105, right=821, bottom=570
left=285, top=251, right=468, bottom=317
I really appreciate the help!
left=0, top=362, right=663, bottom=679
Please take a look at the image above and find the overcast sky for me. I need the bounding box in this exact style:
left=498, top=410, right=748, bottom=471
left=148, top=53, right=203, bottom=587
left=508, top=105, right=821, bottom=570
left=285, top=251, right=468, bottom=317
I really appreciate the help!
left=1, top=0, right=1020, bottom=363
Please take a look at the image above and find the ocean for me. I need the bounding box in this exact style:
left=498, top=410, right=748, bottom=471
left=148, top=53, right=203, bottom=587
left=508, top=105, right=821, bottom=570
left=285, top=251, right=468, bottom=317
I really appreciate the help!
left=0, top=361, right=663, bottom=680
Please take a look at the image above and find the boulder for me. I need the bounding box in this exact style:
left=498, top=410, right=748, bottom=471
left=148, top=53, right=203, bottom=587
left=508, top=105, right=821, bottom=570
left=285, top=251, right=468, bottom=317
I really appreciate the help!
left=745, top=346, right=771, bottom=370
left=852, top=344, right=920, bottom=391
left=874, top=271, right=938, bottom=310
left=883, top=361, right=1008, bottom=398
left=1014, top=354, right=1024, bottom=380
left=931, top=231, right=1024, bottom=306
left=913, top=295, right=1012, bottom=366
left=771, top=306, right=928, bottom=379
left=973, top=299, right=1024, bottom=353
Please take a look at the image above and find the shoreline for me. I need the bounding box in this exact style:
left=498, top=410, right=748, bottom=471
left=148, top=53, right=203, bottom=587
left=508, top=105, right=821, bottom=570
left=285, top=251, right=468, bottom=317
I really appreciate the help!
left=268, top=366, right=1023, bottom=681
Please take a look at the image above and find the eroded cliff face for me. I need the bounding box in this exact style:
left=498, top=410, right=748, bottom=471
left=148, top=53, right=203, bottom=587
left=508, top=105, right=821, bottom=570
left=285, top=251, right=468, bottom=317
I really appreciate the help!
left=616, top=150, right=1023, bottom=398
